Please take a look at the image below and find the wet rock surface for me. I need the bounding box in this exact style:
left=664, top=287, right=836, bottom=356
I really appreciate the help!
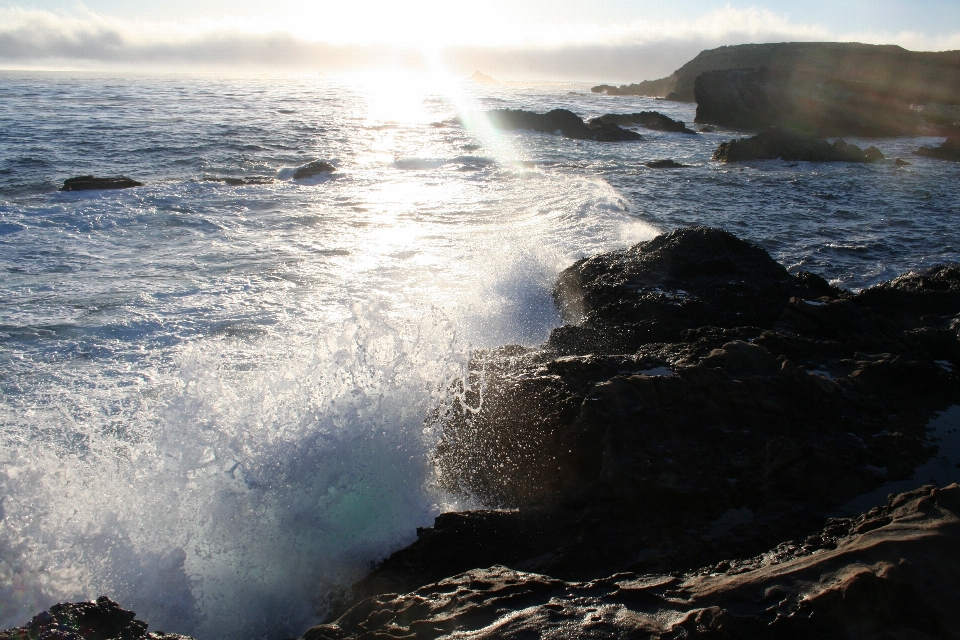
left=0, top=596, right=191, bottom=640
left=61, top=176, right=143, bottom=191
left=589, top=112, right=696, bottom=134
left=293, top=160, right=336, bottom=180
left=713, top=128, right=884, bottom=163
left=349, top=227, right=960, bottom=613
left=645, top=159, right=690, bottom=169
left=306, top=484, right=960, bottom=639
left=915, top=136, right=960, bottom=162
left=464, top=109, right=641, bottom=142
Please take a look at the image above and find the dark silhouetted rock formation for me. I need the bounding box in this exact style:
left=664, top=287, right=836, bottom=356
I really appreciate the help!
left=915, top=136, right=960, bottom=162
left=0, top=596, right=192, bottom=640
left=645, top=159, right=690, bottom=168
left=61, top=176, right=143, bottom=191
left=465, top=109, right=641, bottom=142
left=293, top=161, right=336, bottom=180
left=346, top=227, right=958, bottom=610
left=694, top=67, right=943, bottom=137
left=593, top=42, right=960, bottom=104
left=713, top=127, right=884, bottom=163
left=305, top=484, right=960, bottom=639
left=589, top=111, right=696, bottom=134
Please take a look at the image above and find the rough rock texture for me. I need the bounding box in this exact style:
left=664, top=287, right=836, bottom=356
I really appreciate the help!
left=713, top=128, right=884, bottom=163
left=293, top=161, right=336, bottom=180
left=645, top=159, right=690, bottom=169
left=0, top=596, right=191, bottom=640
left=693, top=67, right=947, bottom=137
left=61, top=176, right=143, bottom=191
left=915, top=136, right=960, bottom=162
left=349, top=227, right=959, bottom=608
left=589, top=112, right=696, bottom=134
left=591, top=42, right=960, bottom=106
left=305, top=484, right=960, bottom=639
left=465, top=109, right=641, bottom=142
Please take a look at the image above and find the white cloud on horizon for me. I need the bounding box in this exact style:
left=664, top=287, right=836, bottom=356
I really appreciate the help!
left=1, top=5, right=958, bottom=81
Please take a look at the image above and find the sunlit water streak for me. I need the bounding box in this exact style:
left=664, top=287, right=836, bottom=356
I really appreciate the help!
left=0, top=70, right=958, bottom=639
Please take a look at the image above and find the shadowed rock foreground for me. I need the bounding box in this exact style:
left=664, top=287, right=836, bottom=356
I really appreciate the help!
left=344, top=227, right=960, bottom=625
left=307, top=484, right=960, bottom=639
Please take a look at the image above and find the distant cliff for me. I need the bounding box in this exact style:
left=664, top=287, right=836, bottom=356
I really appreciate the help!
left=592, top=41, right=960, bottom=103
left=593, top=42, right=960, bottom=136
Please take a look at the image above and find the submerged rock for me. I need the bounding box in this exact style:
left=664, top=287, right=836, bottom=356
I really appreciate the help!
left=589, top=111, right=696, bottom=134
left=713, top=127, right=884, bottom=163
left=347, top=227, right=959, bottom=609
left=306, top=485, right=960, bottom=640
left=205, top=176, right=275, bottom=185
left=293, top=160, right=336, bottom=180
left=61, top=176, right=143, bottom=191
left=0, top=596, right=192, bottom=640
left=645, top=159, right=690, bottom=168
left=465, top=109, right=641, bottom=142
left=914, top=136, right=960, bottom=162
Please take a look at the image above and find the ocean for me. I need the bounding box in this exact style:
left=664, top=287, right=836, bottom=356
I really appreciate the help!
left=1, top=70, right=958, bottom=640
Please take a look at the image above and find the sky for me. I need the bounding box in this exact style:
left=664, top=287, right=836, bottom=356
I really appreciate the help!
left=2, top=1, right=960, bottom=80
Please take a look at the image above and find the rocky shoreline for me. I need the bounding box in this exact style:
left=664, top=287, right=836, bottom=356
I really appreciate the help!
left=12, top=227, right=959, bottom=639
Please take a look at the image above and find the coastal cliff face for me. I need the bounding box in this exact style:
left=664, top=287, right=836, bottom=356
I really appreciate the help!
left=593, top=42, right=960, bottom=103
left=594, top=42, right=960, bottom=136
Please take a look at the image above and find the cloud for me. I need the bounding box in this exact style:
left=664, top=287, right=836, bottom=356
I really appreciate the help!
left=0, top=5, right=958, bottom=81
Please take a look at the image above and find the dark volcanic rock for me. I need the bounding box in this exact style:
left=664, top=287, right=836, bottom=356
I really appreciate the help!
left=713, top=127, right=884, bottom=163
left=645, top=159, right=690, bottom=168
left=467, top=109, right=641, bottom=142
left=914, top=136, right=960, bottom=161
left=352, top=227, right=960, bottom=608
left=306, top=485, right=960, bottom=639
left=61, top=176, right=143, bottom=191
left=293, top=161, right=336, bottom=180
left=0, top=596, right=192, bottom=640
left=589, top=112, right=696, bottom=134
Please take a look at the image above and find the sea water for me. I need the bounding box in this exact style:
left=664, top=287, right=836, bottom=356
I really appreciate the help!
left=1, top=70, right=958, bottom=639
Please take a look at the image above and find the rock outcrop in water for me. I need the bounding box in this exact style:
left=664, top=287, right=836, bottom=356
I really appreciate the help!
left=645, top=159, right=690, bottom=168
left=306, top=484, right=960, bottom=639
left=713, top=128, right=884, bottom=163
left=61, top=176, right=143, bottom=191
left=463, top=109, right=641, bottom=142
left=293, top=161, right=336, bottom=180
left=344, top=227, right=959, bottom=610
left=589, top=112, right=696, bottom=134
left=915, top=136, right=960, bottom=162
